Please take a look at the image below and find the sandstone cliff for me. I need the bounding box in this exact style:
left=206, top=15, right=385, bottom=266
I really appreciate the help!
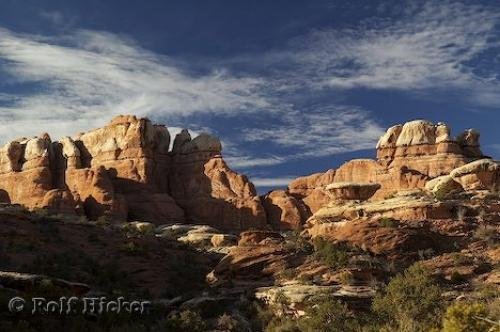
left=264, top=120, right=490, bottom=228
left=0, top=115, right=266, bottom=231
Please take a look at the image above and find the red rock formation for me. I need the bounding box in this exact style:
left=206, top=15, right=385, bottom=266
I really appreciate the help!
left=262, top=190, right=308, bottom=230
left=168, top=131, right=266, bottom=231
left=264, top=120, right=486, bottom=228
left=0, top=115, right=266, bottom=230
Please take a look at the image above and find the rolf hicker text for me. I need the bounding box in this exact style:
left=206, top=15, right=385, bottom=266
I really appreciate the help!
left=8, top=296, right=151, bottom=315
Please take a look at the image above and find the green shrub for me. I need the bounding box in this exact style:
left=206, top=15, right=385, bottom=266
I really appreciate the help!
left=264, top=317, right=301, bottom=332
left=487, top=296, right=500, bottom=325
left=313, top=238, right=350, bottom=270
left=338, top=271, right=354, bottom=285
left=297, top=296, right=360, bottom=332
left=442, top=301, right=491, bottom=332
left=372, top=263, right=443, bottom=331
left=284, top=228, right=313, bottom=254
left=161, top=310, right=207, bottom=332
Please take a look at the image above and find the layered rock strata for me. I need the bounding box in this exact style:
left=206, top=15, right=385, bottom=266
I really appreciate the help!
left=264, top=120, right=488, bottom=228
left=0, top=115, right=266, bottom=230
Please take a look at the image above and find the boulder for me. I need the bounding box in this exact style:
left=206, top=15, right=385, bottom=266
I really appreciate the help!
left=449, top=159, right=500, bottom=191
left=124, top=221, right=155, bottom=234
left=425, top=175, right=463, bottom=199
left=211, top=234, right=238, bottom=247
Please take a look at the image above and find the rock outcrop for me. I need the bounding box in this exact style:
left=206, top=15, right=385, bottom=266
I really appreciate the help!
left=168, top=132, right=266, bottom=231
left=325, top=182, right=381, bottom=201
left=0, top=115, right=266, bottom=231
left=264, top=120, right=488, bottom=228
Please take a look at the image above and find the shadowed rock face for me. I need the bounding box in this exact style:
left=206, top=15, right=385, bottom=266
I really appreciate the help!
left=263, top=120, right=489, bottom=228
left=0, top=115, right=266, bottom=231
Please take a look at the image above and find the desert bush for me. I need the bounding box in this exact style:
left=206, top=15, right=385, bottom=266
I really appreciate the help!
left=264, top=317, right=301, bottom=332
left=372, top=263, right=443, bottom=331
left=338, top=270, right=354, bottom=285
left=284, top=228, right=313, bottom=254
left=273, top=290, right=291, bottom=316
left=161, top=310, right=207, bottom=332
left=313, top=238, right=350, bottom=270
left=487, top=296, right=500, bottom=326
left=477, top=284, right=500, bottom=301
left=297, top=296, right=360, bottom=332
left=442, top=301, right=492, bottom=332
left=260, top=295, right=361, bottom=332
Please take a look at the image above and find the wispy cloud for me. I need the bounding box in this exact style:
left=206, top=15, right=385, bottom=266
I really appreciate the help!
left=0, top=0, right=499, bottom=174
left=242, top=105, right=384, bottom=158
left=0, top=28, right=270, bottom=141
left=225, top=156, right=285, bottom=168
left=250, top=176, right=297, bottom=187
left=288, top=1, right=500, bottom=93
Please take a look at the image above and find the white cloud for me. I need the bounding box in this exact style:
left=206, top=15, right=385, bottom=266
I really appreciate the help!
left=0, top=28, right=270, bottom=141
left=250, top=177, right=297, bottom=187
left=0, top=0, right=498, bottom=172
left=267, top=1, right=500, bottom=94
left=225, top=156, right=285, bottom=168
left=242, top=105, right=384, bottom=158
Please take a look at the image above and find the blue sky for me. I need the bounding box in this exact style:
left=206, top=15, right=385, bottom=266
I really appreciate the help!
left=0, top=0, right=499, bottom=192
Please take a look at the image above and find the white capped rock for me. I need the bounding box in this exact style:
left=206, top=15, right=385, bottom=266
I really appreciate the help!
left=376, top=124, right=403, bottom=148
left=24, top=135, right=51, bottom=160
left=395, top=120, right=436, bottom=147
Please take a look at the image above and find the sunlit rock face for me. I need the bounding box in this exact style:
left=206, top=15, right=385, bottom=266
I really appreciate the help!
left=376, top=119, right=483, bottom=177
left=0, top=115, right=266, bottom=231
left=264, top=120, right=488, bottom=228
